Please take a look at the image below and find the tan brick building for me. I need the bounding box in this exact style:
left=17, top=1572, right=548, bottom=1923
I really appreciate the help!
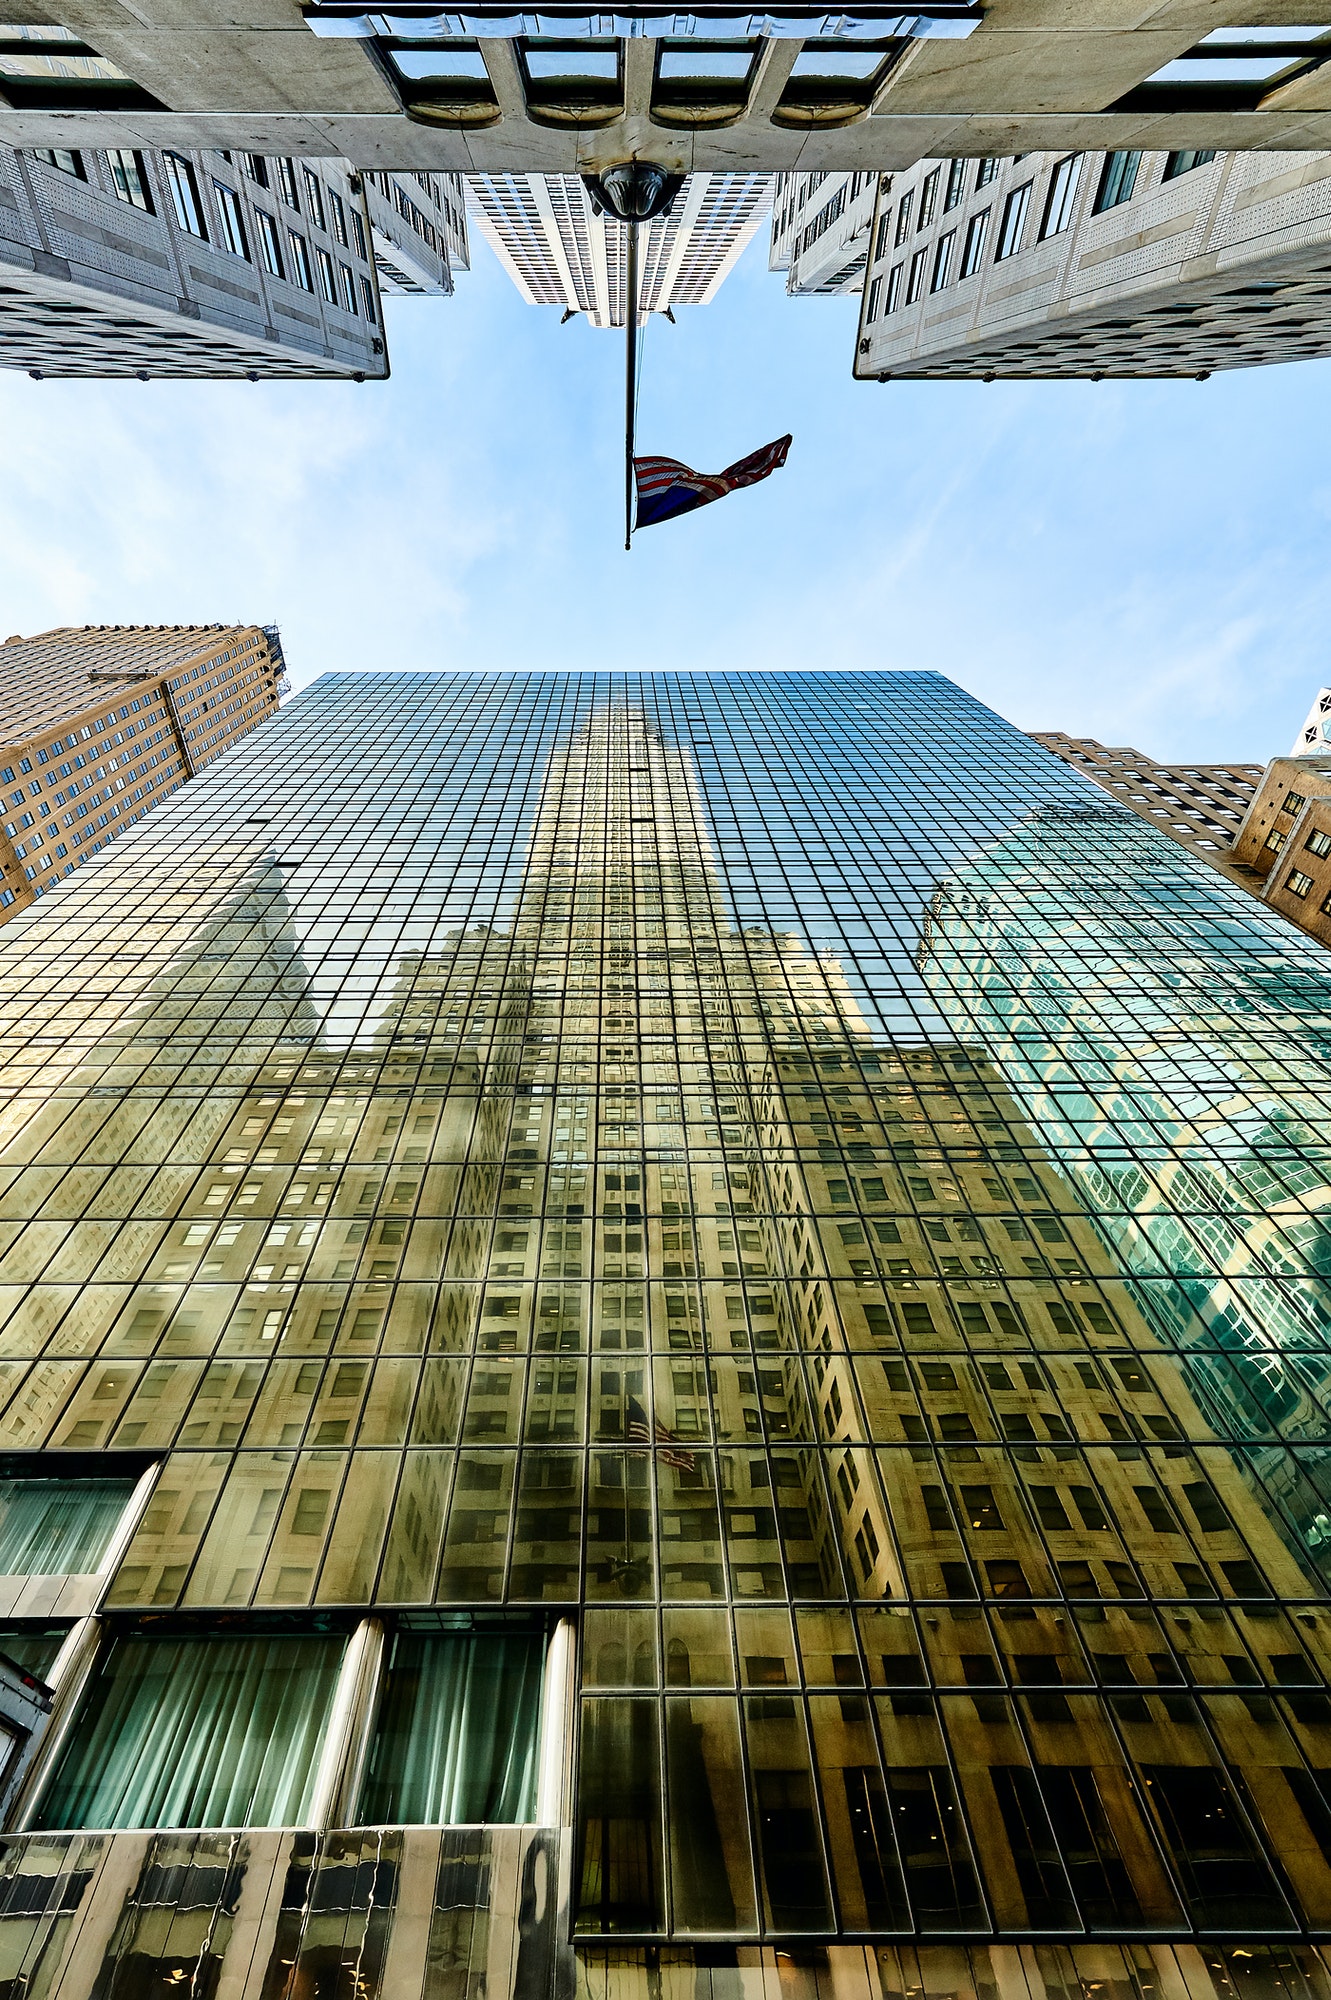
left=1032, top=733, right=1262, bottom=868
left=1227, top=756, right=1331, bottom=943
left=0, top=623, right=286, bottom=923
left=1035, top=729, right=1331, bottom=951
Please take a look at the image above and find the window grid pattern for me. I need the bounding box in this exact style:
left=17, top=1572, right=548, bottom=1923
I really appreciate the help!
left=3, top=671, right=1331, bottom=1961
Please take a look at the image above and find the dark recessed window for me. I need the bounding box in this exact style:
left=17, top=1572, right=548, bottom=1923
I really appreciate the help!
left=32, top=147, right=84, bottom=179
left=960, top=207, right=990, bottom=278
left=287, top=231, right=314, bottom=291
left=163, top=152, right=206, bottom=237
left=1040, top=153, right=1082, bottom=237
left=302, top=167, right=326, bottom=231
left=995, top=181, right=1032, bottom=260
left=1163, top=148, right=1217, bottom=179
left=1094, top=151, right=1142, bottom=213
left=256, top=208, right=284, bottom=278
left=213, top=180, right=250, bottom=260
left=106, top=148, right=152, bottom=212
left=316, top=245, right=338, bottom=304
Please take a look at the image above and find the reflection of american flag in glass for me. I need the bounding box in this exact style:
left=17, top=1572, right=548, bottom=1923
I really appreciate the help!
left=626, top=1394, right=696, bottom=1472
left=633, top=435, right=791, bottom=531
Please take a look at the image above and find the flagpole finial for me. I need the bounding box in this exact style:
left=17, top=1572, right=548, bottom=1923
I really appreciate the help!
left=585, top=163, right=683, bottom=223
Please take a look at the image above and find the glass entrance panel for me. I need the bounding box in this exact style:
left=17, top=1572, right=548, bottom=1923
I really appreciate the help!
left=0, top=1479, right=134, bottom=1575
left=33, top=1630, right=344, bottom=1830
left=356, top=1627, right=544, bottom=1825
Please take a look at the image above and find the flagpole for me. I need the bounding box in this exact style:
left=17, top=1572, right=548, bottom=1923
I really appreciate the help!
left=624, top=217, right=638, bottom=553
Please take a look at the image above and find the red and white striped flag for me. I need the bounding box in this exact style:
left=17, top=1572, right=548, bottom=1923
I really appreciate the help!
left=633, top=434, right=791, bottom=531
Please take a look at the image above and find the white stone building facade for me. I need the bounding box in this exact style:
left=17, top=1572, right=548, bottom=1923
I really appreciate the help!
left=467, top=171, right=771, bottom=328
left=0, top=139, right=466, bottom=377
left=854, top=146, right=1331, bottom=381
left=769, top=170, right=880, bottom=296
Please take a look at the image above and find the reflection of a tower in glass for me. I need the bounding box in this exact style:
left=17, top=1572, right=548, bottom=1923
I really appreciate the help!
left=369, top=710, right=1331, bottom=1942
left=408, top=707, right=882, bottom=1600
left=918, top=798, right=1331, bottom=1575
left=16, top=676, right=1331, bottom=1989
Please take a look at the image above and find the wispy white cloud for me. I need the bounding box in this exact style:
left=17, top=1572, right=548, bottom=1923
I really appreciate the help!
left=1, top=234, right=1328, bottom=766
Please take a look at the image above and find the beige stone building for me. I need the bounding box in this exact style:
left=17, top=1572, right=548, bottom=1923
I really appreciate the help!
left=0, top=623, right=286, bottom=923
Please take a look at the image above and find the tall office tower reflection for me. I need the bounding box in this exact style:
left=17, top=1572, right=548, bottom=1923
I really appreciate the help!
left=4, top=673, right=1331, bottom=2000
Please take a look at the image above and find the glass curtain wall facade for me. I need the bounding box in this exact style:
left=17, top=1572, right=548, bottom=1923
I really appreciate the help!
left=1, top=670, right=1331, bottom=1998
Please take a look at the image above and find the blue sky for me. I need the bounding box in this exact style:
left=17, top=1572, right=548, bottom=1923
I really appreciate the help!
left=1, top=225, right=1328, bottom=765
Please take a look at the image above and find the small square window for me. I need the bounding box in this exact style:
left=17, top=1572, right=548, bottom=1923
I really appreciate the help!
left=1162, top=149, right=1217, bottom=179
left=33, top=148, right=84, bottom=180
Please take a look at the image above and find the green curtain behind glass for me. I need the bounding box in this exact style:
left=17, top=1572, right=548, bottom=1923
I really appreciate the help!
left=34, top=1632, right=345, bottom=1831
left=0, top=1480, right=133, bottom=1575
left=358, top=1631, right=544, bottom=1826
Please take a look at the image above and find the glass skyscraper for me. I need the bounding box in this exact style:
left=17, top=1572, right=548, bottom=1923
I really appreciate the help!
left=2, top=668, right=1331, bottom=2000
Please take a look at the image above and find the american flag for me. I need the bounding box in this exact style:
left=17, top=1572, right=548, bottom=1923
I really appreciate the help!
left=626, top=1394, right=696, bottom=1472
left=633, top=434, right=792, bottom=531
